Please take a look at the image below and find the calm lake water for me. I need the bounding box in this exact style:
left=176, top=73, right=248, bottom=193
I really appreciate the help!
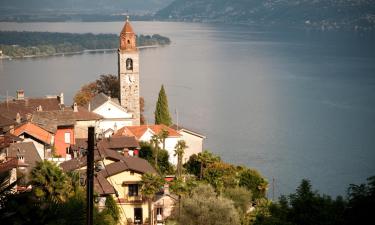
left=1, top=21, right=375, bottom=197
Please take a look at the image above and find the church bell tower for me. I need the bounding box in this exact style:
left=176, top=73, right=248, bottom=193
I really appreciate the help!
left=118, top=17, right=140, bottom=125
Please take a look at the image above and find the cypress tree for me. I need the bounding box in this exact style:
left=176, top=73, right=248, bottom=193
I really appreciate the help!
left=154, top=85, right=172, bottom=126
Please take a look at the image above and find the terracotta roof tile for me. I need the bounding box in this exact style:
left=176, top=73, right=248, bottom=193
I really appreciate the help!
left=13, top=122, right=52, bottom=144
left=115, top=125, right=181, bottom=139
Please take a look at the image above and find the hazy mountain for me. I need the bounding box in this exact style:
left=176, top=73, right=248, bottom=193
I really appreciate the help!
left=156, top=0, right=375, bottom=30
left=0, top=0, right=174, bottom=14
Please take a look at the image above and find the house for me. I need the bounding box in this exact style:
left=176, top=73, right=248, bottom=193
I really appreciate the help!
left=0, top=115, right=17, bottom=134
left=87, top=93, right=134, bottom=136
left=0, top=90, right=64, bottom=124
left=170, top=124, right=206, bottom=163
left=153, top=184, right=178, bottom=225
left=60, top=139, right=157, bottom=225
left=115, top=125, right=182, bottom=165
left=13, top=122, right=53, bottom=159
left=0, top=142, right=42, bottom=192
left=32, top=104, right=102, bottom=158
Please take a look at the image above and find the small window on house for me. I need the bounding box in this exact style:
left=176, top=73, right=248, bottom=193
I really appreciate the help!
left=128, top=184, right=138, bottom=196
left=64, top=132, right=71, bottom=144
left=130, top=171, right=134, bottom=176
left=156, top=207, right=163, bottom=215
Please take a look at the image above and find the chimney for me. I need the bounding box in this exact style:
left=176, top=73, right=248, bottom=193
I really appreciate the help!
left=73, top=102, right=78, bottom=112
left=114, top=123, right=118, bottom=134
left=58, top=92, right=64, bottom=105
left=36, top=105, right=43, bottom=112
left=16, top=90, right=24, bottom=100
left=163, top=183, right=170, bottom=195
left=16, top=113, right=21, bottom=124
left=88, top=102, right=91, bottom=112
left=17, top=148, right=25, bottom=164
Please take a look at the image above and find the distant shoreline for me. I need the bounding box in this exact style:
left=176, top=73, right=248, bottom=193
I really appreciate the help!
left=0, top=45, right=159, bottom=60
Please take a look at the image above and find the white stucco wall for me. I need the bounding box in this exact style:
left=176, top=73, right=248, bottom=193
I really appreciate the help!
left=179, top=131, right=204, bottom=163
left=94, top=101, right=133, bottom=119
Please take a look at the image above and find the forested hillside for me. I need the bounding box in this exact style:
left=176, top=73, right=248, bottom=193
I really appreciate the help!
left=156, top=0, right=375, bottom=30
left=0, top=31, right=171, bottom=57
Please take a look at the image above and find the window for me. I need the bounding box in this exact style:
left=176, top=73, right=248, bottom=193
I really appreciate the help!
left=64, top=132, right=71, bottom=144
left=128, top=184, right=138, bottom=196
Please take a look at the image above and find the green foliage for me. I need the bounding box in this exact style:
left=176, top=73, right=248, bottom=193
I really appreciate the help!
left=141, top=173, right=165, bottom=223
left=0, top=31, right=171, bottom=58
left=0, top=160, right=120, bottom=225
left=179, top=184, right=240, bottom=225
left=140, top=173, right=165, bottom=199
left=158, top=149, right=174, bottom=175
left=30, top=160, right=72, bottom=203
left=154, top=85, right=172, bottom=126
left=139, top=141, right=154, bottom=162
left=224, top=186, right=252, bottom=214
left=102, top=195, right=120, bottom=223
left=183, top=153, right=201, bottom=177
left=238, top=168, right=268, bottom=200
left=252, top=179, right=349, bottom=225
left=139, top=141, right=173, bottom=174
left=95, top=74, right=119, bottom=99
left=174, top=140, right=187, bottom=178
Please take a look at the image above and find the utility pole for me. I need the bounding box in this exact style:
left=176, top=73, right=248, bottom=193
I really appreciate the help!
left=86, top=127, right=95, bottom=225
left=272, top=177, right=275, bottom=201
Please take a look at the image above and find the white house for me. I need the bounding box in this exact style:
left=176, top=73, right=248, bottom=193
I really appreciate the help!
left=170, top=125, right=206, bottom=164
left=87, top=93, right=134, bottom=136
left=115, top=125, right=182, bottom=165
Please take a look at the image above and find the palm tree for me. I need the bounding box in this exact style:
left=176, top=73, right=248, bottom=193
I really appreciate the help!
left=151, top=134, right=161, bottom=169
left=197, top=150, right=220, bottom=179
left=174, top=140, right=187, bottom=178
left=158, top=129, right=169, bottom=151
left=30, top=160, right=72, bottom=203
left=140, top=173, right=165, bottom=225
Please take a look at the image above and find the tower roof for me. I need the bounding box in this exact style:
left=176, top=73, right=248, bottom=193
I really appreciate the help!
left=120, top=16, right=134, bottom=35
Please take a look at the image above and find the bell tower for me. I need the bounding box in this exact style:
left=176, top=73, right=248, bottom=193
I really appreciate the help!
left=118, top=16, right=140, bottom=125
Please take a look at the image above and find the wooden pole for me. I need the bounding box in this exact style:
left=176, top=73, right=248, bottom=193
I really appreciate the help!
left=86, top=127, right=95, bottom=225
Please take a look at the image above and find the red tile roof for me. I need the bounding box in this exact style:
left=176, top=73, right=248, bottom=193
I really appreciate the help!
left=115, top=124, right=181, bottom=139
left=13, top=122, right=52, bottom=144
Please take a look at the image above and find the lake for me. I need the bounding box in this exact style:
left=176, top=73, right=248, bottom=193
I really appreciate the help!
left=0, top=21, right=374, bottom=197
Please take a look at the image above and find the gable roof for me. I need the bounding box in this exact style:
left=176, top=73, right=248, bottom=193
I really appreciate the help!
left=7, top=142, right=42, bottom=168
left=13, top=122, right=53, bottom=144
left=87, top=93, right=121, bottom=112
left=115, top=124, right=181, bottom=139
left=101, top=136, right=139, bottom=149
left=0, top=115, right=16, bottom=128
left=98, top=157, right=156, bottom=178
left=170, top=124, right=206, bottom=139
left=0, top=97, right=62, bottom=122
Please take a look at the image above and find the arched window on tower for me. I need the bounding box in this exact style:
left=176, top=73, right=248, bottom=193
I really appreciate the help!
left=127, top=39, right=131, bottom=44
left=126, top=58, right=133, bottom=70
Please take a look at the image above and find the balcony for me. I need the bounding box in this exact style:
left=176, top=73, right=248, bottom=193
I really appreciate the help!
left=124, top=194, right=143, bottom=203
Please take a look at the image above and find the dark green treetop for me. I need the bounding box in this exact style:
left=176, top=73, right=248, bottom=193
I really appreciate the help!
left=154, top=85, right=172, bottom=126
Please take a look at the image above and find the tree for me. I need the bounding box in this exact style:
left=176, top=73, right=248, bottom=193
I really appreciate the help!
left=238, top=168, right=268, bottom=200
left=95, top=74, right=119, bottom=99
left=158, top=129, right=169, bottom=151
left=151, top=134, right=161, bottom=170
left=179, top=184, right=240, bottom=225
left=140, top=97, right=146, bottom=125
left=30, top=160, right=72, bottom=203
left=174, top=140, right=187, bottom=178
left=197, top=150, right=221, bottom=179
left=224, top=186, right=252, bottom=215
left=140, top=173, right=165, bottom=224
left=154, top=85, right=172, bottom=126
left=73, top=82, right=98, bottom=106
